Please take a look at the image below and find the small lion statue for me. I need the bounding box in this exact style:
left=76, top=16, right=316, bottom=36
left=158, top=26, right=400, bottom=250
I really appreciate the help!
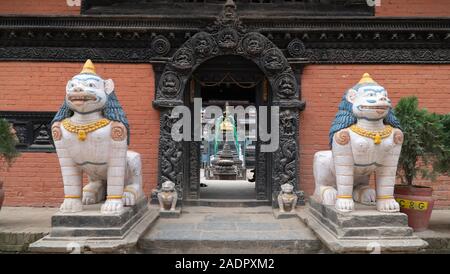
left=277, top=183, right=298, bottom=213
left=157, top=181, right=178, bottom=211
left=313, top=73, right=403, bottom=213
left=52, top=60, right=144, bottom=214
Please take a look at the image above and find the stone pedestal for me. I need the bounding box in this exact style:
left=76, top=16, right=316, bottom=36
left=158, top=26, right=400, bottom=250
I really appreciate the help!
left=29, top=198, right=158, bottom=253
left=302, top=198, right=428, bottom=253
left=212, top=142, right=242, bottom=180
left=273, top=209, right=297, bottom=219
left=159, top=208, right=182, bottom=218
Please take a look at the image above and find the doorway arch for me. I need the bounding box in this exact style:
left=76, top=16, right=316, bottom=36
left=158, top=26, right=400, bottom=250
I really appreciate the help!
left=153, top=0, right=304, bottom=206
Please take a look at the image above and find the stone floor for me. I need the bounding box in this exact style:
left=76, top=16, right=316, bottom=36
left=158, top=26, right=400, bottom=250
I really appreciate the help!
left=1, top=205, right=450, bottom=253
left=415, top=210, right=450, bottom=253
left=139, top=206, right=324, bottom=254
left=199, top=168, right=256, bottom=200
left=199, top=180, right=256, bottom=199
left=0, top=207, right=57, bottom=252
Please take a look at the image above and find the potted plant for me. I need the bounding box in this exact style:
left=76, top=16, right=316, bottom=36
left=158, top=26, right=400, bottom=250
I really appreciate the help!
left=0, top=118, right=20, bottom=210
left=393, top=96, right=450, bottom=232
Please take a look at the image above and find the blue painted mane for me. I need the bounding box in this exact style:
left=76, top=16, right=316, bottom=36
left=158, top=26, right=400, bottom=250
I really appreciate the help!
left=52, top=91, right=130, bottom=144
left=329, top=93, right=401, bottom=147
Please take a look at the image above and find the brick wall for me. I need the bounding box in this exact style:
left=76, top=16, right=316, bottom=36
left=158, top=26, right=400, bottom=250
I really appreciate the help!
left=0, top=62, right=159, bottom=206
left=1, top=63, right=449, bottom=208
left=300, top=65, right=450, bottom=208
left=0, top=0, right=80, bottom=15
left=376, top=0, right=450, bottom=17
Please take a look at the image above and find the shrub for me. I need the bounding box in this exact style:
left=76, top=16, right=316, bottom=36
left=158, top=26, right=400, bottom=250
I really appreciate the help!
left=0, top=118, right=19, bottom=169
left=394, top=96, right=449, bottom=185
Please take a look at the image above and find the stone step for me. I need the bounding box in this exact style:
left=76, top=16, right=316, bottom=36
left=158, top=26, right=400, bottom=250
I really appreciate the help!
left=49, top=199, right=149, bottom=237
left=138, top=206, right=325, bottom=254
left=183, top=199, right=271, bottom=207
left=305, top=199, right=427, bottom=253
left=309, top=198, right=408, bottom=228
left=340, top=226, right=413, bottom=238
left=0, top=232, right=47, bottom=253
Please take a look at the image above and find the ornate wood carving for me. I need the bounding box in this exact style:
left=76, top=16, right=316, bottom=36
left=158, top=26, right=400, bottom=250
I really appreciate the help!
left=0, top=16, right=449, bottom=64
left=188, top=141, right=201, bottom=200
left=158, top=109, right=183, bottom=196
left=154, top=0, right=303, bottom=206
left=0, top=111, right=56, bottom=152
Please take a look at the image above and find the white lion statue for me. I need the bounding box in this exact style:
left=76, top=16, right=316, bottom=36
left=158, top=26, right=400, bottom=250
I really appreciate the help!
left=313, top=73, right=403, bottom=213
left=277, top=183, right=298, bottom=213
left=157, top=181, right=178, bottom=211
left=51, top=60, right=144, bottom=214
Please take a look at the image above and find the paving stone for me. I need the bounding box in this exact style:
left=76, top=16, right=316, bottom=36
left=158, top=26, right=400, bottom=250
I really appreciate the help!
left=154, top=223, right=197, bottom=231
left=236, top=222, right=282, bottom=231
left=139, top=206, right=325, bottom=253
left=197, top=222, right=237, bottom=231
left=149, top=230, right=202, bottom=241
left=203, top=214, right=252, bottom=223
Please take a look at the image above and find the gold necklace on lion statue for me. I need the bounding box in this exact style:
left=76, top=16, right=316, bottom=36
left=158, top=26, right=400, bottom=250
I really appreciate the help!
left=62, top=118, right=111, bottom=141
left=350, top=124, right=393, bottom=145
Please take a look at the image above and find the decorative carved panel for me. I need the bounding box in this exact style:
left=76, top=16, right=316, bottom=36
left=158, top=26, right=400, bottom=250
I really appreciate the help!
left=0, top=111, right=56, bottom=152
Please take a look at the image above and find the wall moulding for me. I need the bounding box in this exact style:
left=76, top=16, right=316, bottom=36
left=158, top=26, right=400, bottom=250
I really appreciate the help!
left=0, top=16, right=449, bottom=64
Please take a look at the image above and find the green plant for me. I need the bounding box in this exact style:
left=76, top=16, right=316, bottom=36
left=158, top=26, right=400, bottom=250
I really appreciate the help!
left=0, top=118, right=19, bottom=168
left=394, top=96, right=450, bottom=185
left=435, top=113, right=450, bottom=175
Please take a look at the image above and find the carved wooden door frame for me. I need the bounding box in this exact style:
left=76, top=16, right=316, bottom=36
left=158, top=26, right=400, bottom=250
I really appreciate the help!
left=153, top=1, right=304, bottom=207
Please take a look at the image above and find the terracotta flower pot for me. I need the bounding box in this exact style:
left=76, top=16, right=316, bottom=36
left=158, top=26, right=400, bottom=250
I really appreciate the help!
left=0, top=181, right=4, bottom=211
left=394, top=185, right=434, bottom=232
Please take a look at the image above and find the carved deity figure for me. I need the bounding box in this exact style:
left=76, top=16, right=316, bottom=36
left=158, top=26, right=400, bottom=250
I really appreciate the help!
left=277, top=183, right=298, bottom=213
left=52, top=60, right=144, bottom=214
left=278, top=75, right=295, bottom=97
left=247, top=38, right=262, bottom=54
left=313, top=73, right=403, bottom=213
left=157, top=181, right=178, bottom=211
left=161, top=73, right=178, bottom=95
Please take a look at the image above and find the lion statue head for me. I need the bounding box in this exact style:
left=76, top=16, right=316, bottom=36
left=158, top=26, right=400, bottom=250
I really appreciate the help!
left=52, top=59, right=130, bottom=143
left=329, top=73, right=401, bottom=147
left=161, top=181, right=176, bottom=192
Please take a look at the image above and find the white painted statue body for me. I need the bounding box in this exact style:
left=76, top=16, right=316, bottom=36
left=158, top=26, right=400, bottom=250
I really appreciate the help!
left=52, top=60, right=144, bottom=214
left=313, top=73, right=403, bottom=213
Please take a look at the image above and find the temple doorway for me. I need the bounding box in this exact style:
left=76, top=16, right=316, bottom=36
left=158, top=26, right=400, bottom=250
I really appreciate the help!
left=184, top=55, right=270, bottom=203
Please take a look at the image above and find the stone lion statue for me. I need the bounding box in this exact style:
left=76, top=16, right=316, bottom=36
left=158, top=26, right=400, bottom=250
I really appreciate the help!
left=51, top=60, right=144, bottom=214
left=157, top=181, right=178, bottom=211
left=277, top=183, right=297, bottom=213
left=313, top=73, right=403, bottom=213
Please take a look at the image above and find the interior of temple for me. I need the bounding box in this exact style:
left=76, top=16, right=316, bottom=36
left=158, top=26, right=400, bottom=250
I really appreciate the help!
left=191, top=56, right=264, bottom=200
left=199, top=83, right=258, bottom=200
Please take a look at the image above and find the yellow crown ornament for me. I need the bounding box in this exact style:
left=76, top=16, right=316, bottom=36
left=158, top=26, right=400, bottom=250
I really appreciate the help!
left=80, top=59, right=97, bottom=75
left=358, top=73, right=378, bottom=85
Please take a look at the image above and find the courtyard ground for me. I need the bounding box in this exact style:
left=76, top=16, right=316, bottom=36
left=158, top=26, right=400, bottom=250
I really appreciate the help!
left=0, top=205, right=449, bottom=253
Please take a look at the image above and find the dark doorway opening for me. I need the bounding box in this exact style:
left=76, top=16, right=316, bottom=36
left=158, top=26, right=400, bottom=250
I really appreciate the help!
left=185, top=55, right=269, bottom=203
left=200, top=83, right=256, bottom=106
